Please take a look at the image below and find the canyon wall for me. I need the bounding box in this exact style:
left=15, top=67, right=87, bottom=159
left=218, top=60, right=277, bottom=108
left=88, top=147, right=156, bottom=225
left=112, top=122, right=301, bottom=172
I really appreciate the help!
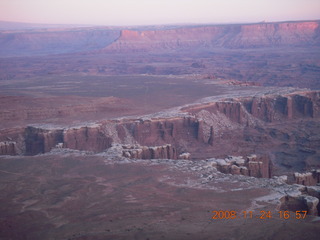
left=121, top=144, right=177, bottom=159
left=294, top=170, right=320, bottom=186
left=106, top=21, right=320, bottom=52
left=210, top=154, right=271, bottom=178
left=0, top=28, right=120, bottom=56
left=1, top=91, right=318, bottom=159
left=1, top=21, right=319, bottom=57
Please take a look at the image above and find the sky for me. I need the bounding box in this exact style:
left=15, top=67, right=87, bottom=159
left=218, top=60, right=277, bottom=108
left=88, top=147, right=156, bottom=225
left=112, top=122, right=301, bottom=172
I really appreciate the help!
left=0, top=0, right=320, bottom=26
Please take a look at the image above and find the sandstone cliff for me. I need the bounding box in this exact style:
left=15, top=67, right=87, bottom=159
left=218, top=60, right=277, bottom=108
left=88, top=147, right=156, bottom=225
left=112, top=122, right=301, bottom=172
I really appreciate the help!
left=0, top=28, right=120, bottom=56
left=2, top=21, right=317, bottom=57
left=294, top=170, right=320, bottom=186
left=210, top=154, right=271, bottom=178
left=105, top=21, right=320, bottom=52
left=121, top=144, right=177, bottom=159
left=1, top=91, right=319, bottom=176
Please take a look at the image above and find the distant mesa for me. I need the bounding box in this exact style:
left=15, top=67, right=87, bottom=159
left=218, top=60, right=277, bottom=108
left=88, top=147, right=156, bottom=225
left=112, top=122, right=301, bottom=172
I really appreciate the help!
left=104, top=21, right=320, bottom=52
left=0, top=20, right=319, bottom=57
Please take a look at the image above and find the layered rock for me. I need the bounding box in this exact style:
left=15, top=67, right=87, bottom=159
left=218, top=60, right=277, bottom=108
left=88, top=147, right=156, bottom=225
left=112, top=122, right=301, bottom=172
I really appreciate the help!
left=105, top=21, right=320, bottom=52
left=0, top=28, right=120, bottom=57
left=0, top=141, right=17, bottom=155
left=242, top=92, right=319, bottom=122
left=24, top=127, right=64, bottom=155
left=294, top=170, right=320, bottom=186
left=122, top=144, right=177, bottom=159
left=280, top=186, right=320, bottom=216
left=62, top=126, right=113, bottom=153
left=210, top=154, right=271, bottom=178
left=0, top=91, right=319, bottom=161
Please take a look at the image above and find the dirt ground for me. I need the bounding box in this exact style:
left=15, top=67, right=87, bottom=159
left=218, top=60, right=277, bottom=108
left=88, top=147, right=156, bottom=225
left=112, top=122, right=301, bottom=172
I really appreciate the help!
left=0, top=155, right=319, bottom=240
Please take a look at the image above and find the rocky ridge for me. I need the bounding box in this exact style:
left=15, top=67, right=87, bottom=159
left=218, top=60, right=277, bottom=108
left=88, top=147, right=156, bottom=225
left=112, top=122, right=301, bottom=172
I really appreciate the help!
left=1, top=90, right=319, bottom=158
left=1, top=89, right=319, bottom=186
left=105, top=21, right=320, bottom=52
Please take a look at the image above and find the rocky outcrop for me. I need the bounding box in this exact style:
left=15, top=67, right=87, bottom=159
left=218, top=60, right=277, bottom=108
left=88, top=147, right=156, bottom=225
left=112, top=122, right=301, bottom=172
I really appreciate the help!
left=62, top=126, right=113, bottom=153
left=178, top=152, right=191, bottom=160
left=1, top=21, right=319, bottom=56
left=25, top=127, right=64, bottom=155
left=0, top=28, right=120, bottom=57
left=210, top=154, right=271, bottom=178
left=294, top=170, right=320, bottom=186
left=1, top=91, right=319, bottom=159
left=242, top=92, right=319, bottom=122
left=105, top=21, right=320, bottom=52
left=0, top=141, right=17, bottom=155
left=280, top=186, right=320, bottom=216
left=121, top=144, right=177, bottom=159
left=184, top=91, right=320, bottom=125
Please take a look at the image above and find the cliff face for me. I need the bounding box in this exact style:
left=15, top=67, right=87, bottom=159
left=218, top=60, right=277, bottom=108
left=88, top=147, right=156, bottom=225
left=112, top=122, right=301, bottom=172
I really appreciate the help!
left=211, top=154, right=271, bottom=178
left=1, top=21, right=319, bottom=56
left=1, top=91, right=319, bottom=176
left=241, top=92, right=319, bottom=122
left=25, top=127, right=64, bottom=155
left=0, top=28, right=120, bottom=56
left=121, top=144, right=177, bottom=159
left=0, top=141, right=17, bottom=155
left=63, top=126, right=113, bottom=153
left=106, top=21, right=320, bottom=52
left=294, top=170, right=320, bottom=186
left=185, top=91, right=320, bottom=124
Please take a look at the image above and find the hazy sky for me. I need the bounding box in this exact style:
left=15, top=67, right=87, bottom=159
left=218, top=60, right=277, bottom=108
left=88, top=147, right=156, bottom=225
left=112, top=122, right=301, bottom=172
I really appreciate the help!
left=1, top=0, right=320, bottom=26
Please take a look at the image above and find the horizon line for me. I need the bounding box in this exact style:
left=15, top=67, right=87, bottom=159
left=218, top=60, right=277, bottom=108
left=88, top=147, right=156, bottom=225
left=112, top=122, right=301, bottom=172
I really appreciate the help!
left=0, top=18, right=319, bottom=29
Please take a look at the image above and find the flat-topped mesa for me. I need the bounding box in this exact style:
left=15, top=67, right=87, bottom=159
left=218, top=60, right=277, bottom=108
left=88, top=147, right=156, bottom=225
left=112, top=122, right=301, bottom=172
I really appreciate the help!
left=105, top=21, right=320, bottom=52
left=0, top=28, right=121, bottom=57
left=294, top=170, right=320, bottom=186
left=0, top=91, right=319, bottom=157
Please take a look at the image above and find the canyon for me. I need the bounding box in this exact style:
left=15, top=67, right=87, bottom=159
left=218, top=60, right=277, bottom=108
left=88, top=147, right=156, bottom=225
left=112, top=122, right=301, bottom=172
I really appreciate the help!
left=0, top=20, right=320, bottom=239
left=1, top=20, right=320, bottom=89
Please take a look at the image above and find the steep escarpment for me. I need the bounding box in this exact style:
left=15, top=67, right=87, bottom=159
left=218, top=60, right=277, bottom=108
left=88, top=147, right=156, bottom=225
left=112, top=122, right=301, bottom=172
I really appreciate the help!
left=294, top=170, right=320, bottom=186
left=25, top=127, right=64, bottom=155
left=241, top=91, right=320, bottom=122
left=105, top=21, right=320, bottom=52
left=1, top=91, right=319, bottom=168
left=184, top=91, right=320, bottom=123
left=210, top=155, right=272, bottom=178
left=0, top=28, right=120, bottom=56
left=120, top=144, right=177, bottom=159
left=1, top=21, right=319, bottom=56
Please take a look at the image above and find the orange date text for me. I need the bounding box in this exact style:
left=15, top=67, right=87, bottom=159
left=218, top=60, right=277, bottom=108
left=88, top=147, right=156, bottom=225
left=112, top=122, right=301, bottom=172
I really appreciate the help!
left=211, top=210, right=308, bottom=220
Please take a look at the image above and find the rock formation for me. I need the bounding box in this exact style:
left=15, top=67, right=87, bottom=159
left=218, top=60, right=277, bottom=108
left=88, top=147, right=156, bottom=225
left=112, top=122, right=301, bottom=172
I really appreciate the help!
left=1, top=20, right=319, bottom=56
left=0, top=141, right=17, bottom=155
left=121, top=144, right=177, bottom=159
left=0, top=90, right=319, bottom=159
left=280, top=185, right=320, bottom=216
left=105, top=21, right=320, bottom=52
left=294, top=170, right=320, bottom=186
left=0, top=28, right=120, bottom=57
left=210, top=154, right=271, bottom=178
left=178, top=152, right=191, bottom=160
